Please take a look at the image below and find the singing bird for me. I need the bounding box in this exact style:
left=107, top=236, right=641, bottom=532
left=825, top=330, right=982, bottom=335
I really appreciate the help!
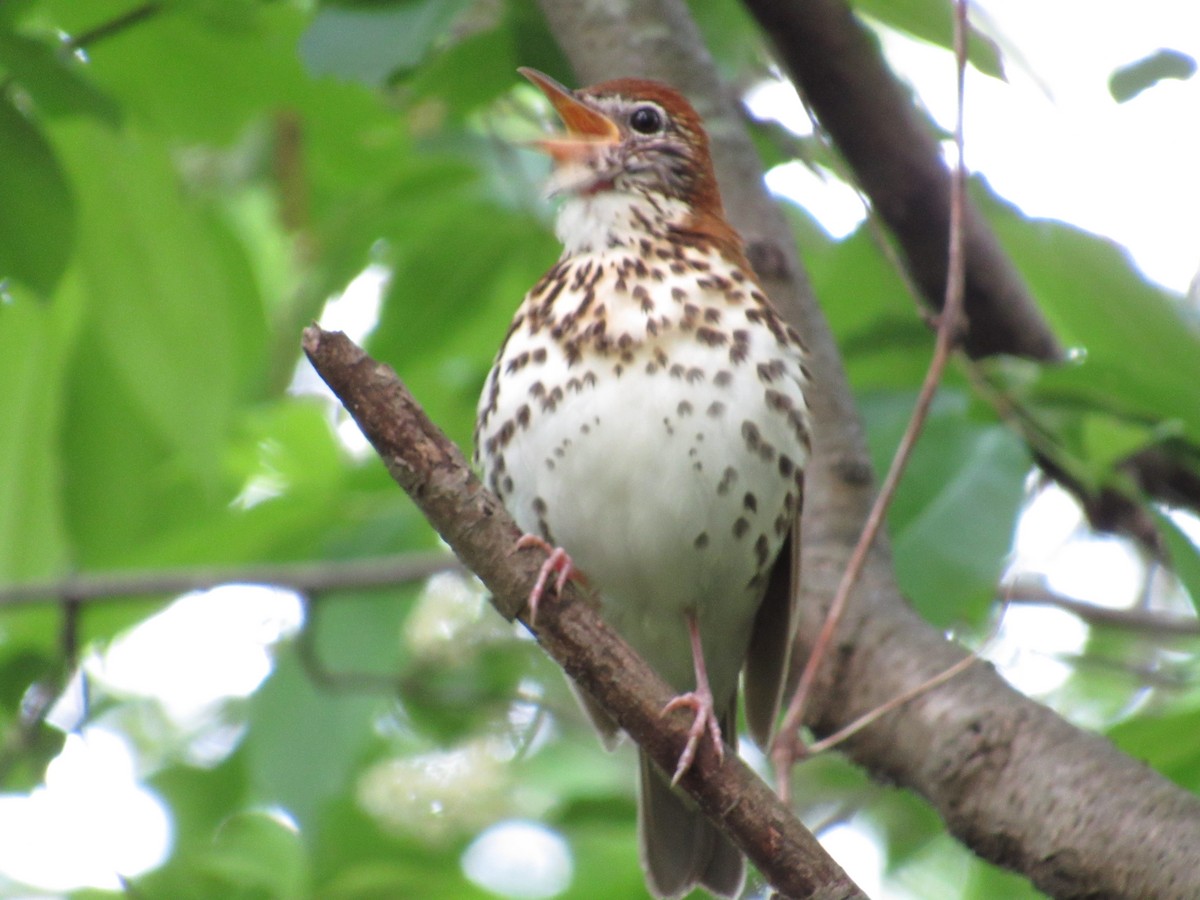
left=475, top=68, right=812, bottom=898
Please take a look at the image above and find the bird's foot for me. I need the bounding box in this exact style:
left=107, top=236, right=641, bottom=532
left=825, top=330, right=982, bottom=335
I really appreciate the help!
left=663, top=683, right=724, bottom=785
left=513, top=533, right=581, bottom=624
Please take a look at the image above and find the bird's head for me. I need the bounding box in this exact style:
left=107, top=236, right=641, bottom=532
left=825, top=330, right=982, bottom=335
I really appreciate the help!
left=520, top=67, right=725, bottom=220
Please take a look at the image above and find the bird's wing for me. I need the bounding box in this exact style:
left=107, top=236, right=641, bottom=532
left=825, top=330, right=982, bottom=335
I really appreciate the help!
left=741, top=476, right=803, bottom=748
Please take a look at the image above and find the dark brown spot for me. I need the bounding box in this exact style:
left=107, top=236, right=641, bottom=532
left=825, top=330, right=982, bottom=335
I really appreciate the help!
left=757, top=360, right=787, bottom=383
left=742, top=421, right=761, bottom=452
left=765, top=389, right=793, bottom=412
left=694, top=532, right=710, bottom=550
left=779, top=454, right=795, bottom=478
left=516, top=404, right=531, bottom=428
left=505, top=351, right=529, bottom=374
left=696, top=326, right=727, bottom=347
left=678, top=400, right=693, bottom=416
left=717, top=466, right=737, bottom=495
left=743, top=492, right=758, bottom=513
left=497, top=419, right=516, bottom=447
left=707, top=401, right=725, bottom=417
left=754, top=534, right=770, bottom=567
left=733, top=517, right=750, bottom=539
left=714, top=370, right=733, bottom=387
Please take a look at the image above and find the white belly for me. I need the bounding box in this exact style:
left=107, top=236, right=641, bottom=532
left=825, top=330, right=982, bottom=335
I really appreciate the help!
left=477, top=251, right=809, bottom=698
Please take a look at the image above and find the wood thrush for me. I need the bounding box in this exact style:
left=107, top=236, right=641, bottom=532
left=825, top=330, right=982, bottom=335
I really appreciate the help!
left=475, top=68, right=812, bottom=899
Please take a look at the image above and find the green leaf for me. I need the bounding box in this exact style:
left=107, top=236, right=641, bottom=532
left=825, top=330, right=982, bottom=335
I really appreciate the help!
left=204, top=810, right=309, bottom=898
left=244, top=646, right=380, bottom=831
left=0, top=97, right=75, bottom=295
left=138, top=806, right=311, bottom=899
left=0, top=28, right=120, bottom=123
left=1109, top=700, right=1200, bottom=792
left=0, top=285, right=78, bottom=580
left=406, top=20, right=517, bottom=118
left=148, top=751, right=252, bottom=855
left=803, top=225, right=943, bottom=392
left=1110, top=49, right=1196, bottom=103
left=860, top=390, right=1029, bottom=625
left=50, top=119, right=266, bottom=503
left=63, top=1, right=310, bottom=144
left=855, top=0, right=1006, bottom=79
left=299, top=0, right=474, bottom=86
left=1155, top=509, right=1200, bottom=616
left=983, top=188, right=1200, bottom=448
left=312, top=797, right=477, bottom=897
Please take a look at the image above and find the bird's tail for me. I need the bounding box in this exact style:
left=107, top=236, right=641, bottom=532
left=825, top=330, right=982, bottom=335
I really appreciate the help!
left=637, top=747, right=744, bottom=899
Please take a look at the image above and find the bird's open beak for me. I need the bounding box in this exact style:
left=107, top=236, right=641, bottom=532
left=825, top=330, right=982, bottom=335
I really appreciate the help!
left=519, top=67, right=619, bottom=163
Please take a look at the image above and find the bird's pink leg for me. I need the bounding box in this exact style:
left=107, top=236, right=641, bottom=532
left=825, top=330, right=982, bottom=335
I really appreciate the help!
left=514, top=534, right=582, bottom=624
left=662, top=613, right=725, bottom=784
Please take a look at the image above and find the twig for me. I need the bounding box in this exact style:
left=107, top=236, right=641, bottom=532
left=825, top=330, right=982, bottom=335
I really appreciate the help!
left=0, top=553, right=460, bottom=608
left=294, top=595, right=407, bottom=695
left=807, top=653, right=979, bottom=756
left=63, top=3, right=164, bottom=53
left=771, top=0, right=973, bottom=799
left=1006, top=582, right=1200, bottom=637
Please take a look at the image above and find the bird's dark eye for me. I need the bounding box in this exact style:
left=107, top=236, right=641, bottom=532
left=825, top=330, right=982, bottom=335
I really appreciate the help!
left=629, top=106, right=663, bottom=134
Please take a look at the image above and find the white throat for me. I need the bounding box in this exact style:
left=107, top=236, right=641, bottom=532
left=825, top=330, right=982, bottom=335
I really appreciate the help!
left=554, top=190, right=690, bottom=257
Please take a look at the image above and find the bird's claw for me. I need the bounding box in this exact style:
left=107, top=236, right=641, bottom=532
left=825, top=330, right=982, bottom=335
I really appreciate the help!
left=663, top=688, right=724, bottom=784
left=514, top=533, right=580, bottom=624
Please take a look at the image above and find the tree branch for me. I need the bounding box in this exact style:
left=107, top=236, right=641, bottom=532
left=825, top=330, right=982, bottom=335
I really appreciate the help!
left=741, top=0, right=1200, bottom=539
left=1007, top=581, right=1200, bottom=637
left=740, top=0, right=1059, bottom=363
left=0, top=553, right=458, bottom=608
left=531, top=0, right=1200, bottom=894
left=301, top=326, right=865, bottom=900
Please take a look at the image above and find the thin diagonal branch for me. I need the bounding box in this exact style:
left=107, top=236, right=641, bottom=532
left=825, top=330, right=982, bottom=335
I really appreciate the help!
left=302, top=325, right=865, bottom=900
left=0, top=553, right=459, bottom=608
left=65, top=3, right=164, bottom=53
left=771, top=0, right=973, bottom=795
